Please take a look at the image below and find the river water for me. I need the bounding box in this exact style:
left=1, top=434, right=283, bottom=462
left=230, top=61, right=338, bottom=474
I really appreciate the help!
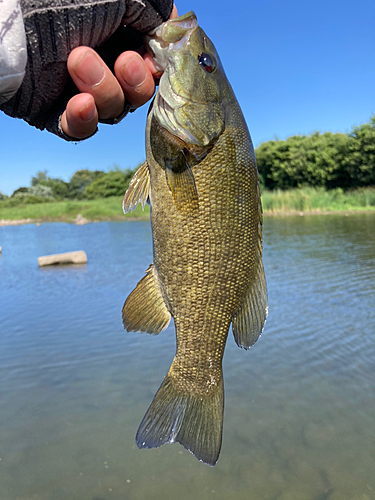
left=0, top=214, right=374, bottom=500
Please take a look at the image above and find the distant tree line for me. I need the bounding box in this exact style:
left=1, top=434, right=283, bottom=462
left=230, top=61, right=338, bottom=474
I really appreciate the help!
left=0, top=116, right=374, bottom=205
left=0, top=165, right=138, bottom=206
left=256, top=115, right=375, bottom=190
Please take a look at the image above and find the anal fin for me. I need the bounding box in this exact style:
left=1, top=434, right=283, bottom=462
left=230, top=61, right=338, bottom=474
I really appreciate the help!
left=123, top=264, right=171, bottom=334
left=123, top=161, right=150, bottom=214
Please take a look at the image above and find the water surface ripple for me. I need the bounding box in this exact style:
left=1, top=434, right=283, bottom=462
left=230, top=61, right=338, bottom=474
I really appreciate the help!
left=0, top=214, right=374, bottom=500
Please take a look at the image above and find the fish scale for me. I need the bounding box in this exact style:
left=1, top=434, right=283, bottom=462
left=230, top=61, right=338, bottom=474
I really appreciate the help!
left=122, top=11, right=267, bottom=465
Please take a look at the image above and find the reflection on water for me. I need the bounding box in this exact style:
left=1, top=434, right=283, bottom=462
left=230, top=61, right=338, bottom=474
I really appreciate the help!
left=0, top=214, right=374, bottom=500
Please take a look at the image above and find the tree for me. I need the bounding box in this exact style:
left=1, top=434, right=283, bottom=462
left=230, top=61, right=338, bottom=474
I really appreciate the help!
left=339, top=114, right=375, bottom=188
left=255, top=117, right=375, bottom=190
left=84, top=168, right=135, bottom=199
left=31, top=170, right=49, bottom=186
left=68, top=169, right=104, bottom=199
left=30, top=170, right=69, bottom=199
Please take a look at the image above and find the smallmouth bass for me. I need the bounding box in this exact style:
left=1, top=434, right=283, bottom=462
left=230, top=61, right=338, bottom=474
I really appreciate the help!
left=122, top=11, right=267, bottom=466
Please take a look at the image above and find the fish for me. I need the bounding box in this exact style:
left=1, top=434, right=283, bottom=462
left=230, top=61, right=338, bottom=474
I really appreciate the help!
left=122, top=11, right=268, bottom=466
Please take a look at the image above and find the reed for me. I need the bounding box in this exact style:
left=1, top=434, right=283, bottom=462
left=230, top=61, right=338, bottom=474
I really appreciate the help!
left=261, top=187, right=375, bottom=214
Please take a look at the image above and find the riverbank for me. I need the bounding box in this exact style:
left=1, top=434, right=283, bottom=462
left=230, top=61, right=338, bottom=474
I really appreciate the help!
left=2, top=209, right=375, bottom=226
left=1, top=187, right=374, bottom=225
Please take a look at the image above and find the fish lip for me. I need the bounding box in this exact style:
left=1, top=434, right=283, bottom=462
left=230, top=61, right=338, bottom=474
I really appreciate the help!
left=148, top=11, right=198, bottom=40
left=144, top=11, right=198, bottom=72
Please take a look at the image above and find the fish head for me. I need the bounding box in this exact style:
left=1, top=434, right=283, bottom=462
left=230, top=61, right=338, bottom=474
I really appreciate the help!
left=145, top=12, right=227, bottom=152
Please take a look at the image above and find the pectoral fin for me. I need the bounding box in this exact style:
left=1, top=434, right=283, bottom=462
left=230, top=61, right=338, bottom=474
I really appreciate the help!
left=165, top=153, right=199, bottom=213
left=232, top=259, right=268, bottom=350
left=123, top=264, right=171, bottom=334
left=123, top=161, right=150, bottom=214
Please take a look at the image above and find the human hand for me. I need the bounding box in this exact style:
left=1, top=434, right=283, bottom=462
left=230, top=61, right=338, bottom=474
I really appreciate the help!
left=61, top=5, right=178, bottom=140
left=0, top=0, right=176, bottom=140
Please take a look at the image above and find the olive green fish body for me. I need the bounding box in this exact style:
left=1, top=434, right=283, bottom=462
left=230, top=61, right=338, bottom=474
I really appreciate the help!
left=122, top=12, right=267, bottom=466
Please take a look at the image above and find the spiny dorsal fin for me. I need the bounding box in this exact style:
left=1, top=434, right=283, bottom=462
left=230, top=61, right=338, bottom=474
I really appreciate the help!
left=122, top=264, right=171, bottom=334
left=165, top=154, right=199, bottom=213
left=123, top=161, right=150, bottom=214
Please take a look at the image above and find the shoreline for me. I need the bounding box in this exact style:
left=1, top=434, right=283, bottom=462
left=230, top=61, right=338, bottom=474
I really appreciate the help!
left=1, top=209, right=374, bottom=227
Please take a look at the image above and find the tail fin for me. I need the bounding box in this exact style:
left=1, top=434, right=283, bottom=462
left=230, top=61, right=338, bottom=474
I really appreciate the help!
left=136, top=373, right=224, bottom=466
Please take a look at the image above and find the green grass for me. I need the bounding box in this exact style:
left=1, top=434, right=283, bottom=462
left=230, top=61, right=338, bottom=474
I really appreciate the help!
left=0, top=196, right=149, bottom=222
left=1, top=188, right=375, bottom=222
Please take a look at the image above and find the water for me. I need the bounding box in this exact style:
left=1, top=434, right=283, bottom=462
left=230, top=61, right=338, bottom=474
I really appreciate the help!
left=0, top=214, right=374, bottom=500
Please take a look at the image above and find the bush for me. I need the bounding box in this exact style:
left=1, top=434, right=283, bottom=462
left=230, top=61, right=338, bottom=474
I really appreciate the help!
left=338, top=115, right=375, bottom=188
left=84, top=168, right=135, bottom=199
left=9, top=185, right=54, bottom=204
left=28, top=185, right=54, bottom=198
left=30, top=169, right=69, bottom=199
left=0, top=195, right=53, bottom=208
left=255, top=115, right=375, bottom=191
left=12, top=187, right=29, bottom=197
left=68, top=169, right=104, bottom=199
left=256, top=132, right=350, bottom=190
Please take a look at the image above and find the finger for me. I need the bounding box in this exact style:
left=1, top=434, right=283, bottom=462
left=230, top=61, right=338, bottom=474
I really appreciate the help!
left=143, top=51, right=162, bottom=80
left=171, top=4, right=178, bottom=19
left=114, top=51, right=156, bottom=109
left=61, top=93, right=99, bottom=139
left=67, top=47, right=125, bottom=120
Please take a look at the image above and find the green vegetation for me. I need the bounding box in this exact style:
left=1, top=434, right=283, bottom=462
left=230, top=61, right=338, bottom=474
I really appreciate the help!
left=1, top=116, right=374, bottom=222
left=261, top=187, right=375, bottom=214
left=1, top=165, right=139, bottom=207
left=256, top=115, right=375, bottom=190
left=84, top=168, right=134, bottom=199
left=1, top=188, right=374, bottom=223
left=0, top=196, right=149, bottom=222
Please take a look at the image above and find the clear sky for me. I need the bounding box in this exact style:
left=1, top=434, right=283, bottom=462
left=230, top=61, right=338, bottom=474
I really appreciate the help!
left=0, top=0, right=374, bottom=195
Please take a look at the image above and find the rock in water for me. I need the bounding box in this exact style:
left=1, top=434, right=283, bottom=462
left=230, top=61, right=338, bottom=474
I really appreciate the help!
left=38, top=251, right=87, bottom=267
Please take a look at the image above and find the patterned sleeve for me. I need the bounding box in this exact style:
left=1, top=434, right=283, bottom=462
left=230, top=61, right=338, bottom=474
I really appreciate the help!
left=0, top=0, right=173, bottom=139
left=0, top=0, right=27, bottom=104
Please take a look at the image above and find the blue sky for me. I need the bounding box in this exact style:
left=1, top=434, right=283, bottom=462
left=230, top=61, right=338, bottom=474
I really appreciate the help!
left=0, top=0, right=374, bottom=195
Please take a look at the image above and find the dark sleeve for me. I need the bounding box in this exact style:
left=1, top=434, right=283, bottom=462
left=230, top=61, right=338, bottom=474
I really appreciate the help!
left=0, top=0, right=173, bottom=139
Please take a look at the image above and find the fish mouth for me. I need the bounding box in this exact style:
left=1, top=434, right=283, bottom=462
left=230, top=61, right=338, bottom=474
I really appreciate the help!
left=145, top=11, right=198, bottom=72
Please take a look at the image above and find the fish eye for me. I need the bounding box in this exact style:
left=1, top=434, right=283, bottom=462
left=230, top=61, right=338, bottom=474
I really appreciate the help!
left=198, top=53, right=215, bottom=73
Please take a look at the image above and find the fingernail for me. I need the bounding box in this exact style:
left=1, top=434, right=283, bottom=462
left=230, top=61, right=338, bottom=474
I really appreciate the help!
left=79, top=101, right=95, bottom=122
left=75, top=51, right=105, bottom=86
left=121, top=56, right=147, bottom=87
